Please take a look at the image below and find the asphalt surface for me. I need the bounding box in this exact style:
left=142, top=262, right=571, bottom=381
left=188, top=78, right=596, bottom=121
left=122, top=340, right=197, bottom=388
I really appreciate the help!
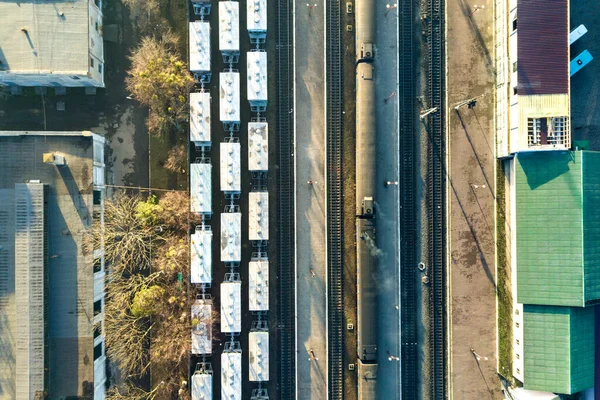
left=293, top=0, right=328, bottom=398
left=372, top=3, right=402, bottom=399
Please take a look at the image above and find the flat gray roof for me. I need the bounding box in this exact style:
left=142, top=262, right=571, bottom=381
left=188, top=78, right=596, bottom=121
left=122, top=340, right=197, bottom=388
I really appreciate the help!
left=0, top=0, right=92, bottom=74
left=0, top=132, right=100, bottom=398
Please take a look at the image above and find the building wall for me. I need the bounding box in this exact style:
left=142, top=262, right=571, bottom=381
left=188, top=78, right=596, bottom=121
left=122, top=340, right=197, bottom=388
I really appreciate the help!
left=515, top=152, right=584, bottom=307
left=583, top=151, right=600, bottom=304
left=0, top=72, right=102, bottom=88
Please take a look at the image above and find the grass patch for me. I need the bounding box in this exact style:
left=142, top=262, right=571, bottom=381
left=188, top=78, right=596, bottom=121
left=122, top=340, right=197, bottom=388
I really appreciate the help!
left=496, top=159, right=514, bottom=383
left=149, top=133, right=172, bottom=189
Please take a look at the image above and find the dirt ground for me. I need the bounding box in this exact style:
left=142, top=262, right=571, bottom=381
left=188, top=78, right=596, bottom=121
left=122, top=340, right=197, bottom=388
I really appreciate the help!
left=342, top=5, right=358, bottom=399
left=446, top=0, right=502, bottom=398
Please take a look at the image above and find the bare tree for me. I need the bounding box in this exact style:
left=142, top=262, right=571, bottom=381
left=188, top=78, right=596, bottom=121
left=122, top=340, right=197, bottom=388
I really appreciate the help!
left=164, top=144, right=187, bottom=175
left=126, top=34, right=194, bottom=136
left=94, top=194, right=163, bottom=274
left=103, top=272, right=164, bottom=376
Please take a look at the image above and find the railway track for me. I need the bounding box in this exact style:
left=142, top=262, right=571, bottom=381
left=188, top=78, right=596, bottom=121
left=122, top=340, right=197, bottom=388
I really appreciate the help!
left=276, top=0, right=295, bottom=395
left=398, top=0, right=418, bottom=398
left=325, top=0, right=344, bottom=396
left=425, top=0, right=447, bottom=397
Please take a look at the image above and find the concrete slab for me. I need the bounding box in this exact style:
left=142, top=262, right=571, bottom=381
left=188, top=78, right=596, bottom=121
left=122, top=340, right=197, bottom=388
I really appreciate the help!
left=294, top=0, right=328, bottom=397
left=372, top=2, right=401, bottom=398
left=446, top=0, right=502, bottom=398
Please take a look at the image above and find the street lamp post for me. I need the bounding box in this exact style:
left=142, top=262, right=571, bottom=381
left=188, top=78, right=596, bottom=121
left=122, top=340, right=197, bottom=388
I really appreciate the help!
left=385, top=3, right=397, bottom=16
left=470, top=348, right=488, bottom=361
left=468, top=4, right=485, bottom=17
left=454, top=93, right=486, bottom=110
left=306, top=3, right=317, bottom=16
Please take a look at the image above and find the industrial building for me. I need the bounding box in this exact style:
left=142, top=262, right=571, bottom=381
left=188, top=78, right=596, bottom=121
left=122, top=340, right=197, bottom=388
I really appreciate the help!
left=247, top=52, right=268, bottom=111
left=249, top=260, right=269, bottom=311
left=191, top=363, right=213, bottom=400
left=190, top=92, right=212, bottom=147
left=0, top=131, right=106, bottom=399
left=220, top=72, right=241, bottom=130
left=191, top=296, right=213, bottom=355
left=249, top=192, right=269, bottom=241
left=221, top=345, right=242, bottom=400
left=248, top=122, right=268, bottom=172
left=248, top=331, right=269, bottom=381
left=496, top=0, right=570, bottom=156
left=189, top=22, right=211, bottom=83
left=508, top=150, right=599, bottom=394
left=247, top=0, right=267, bottom=43
left=219, top=1, right=240, bottom=63
left=0, top=0, right=105, bottom=87
left=191, top=226, right=212, bottom=284
left=220, top=142, right=241, bottom=193
left=221, top=278, right=242, bottom=333
left=190, top=163, right=212, bottom=214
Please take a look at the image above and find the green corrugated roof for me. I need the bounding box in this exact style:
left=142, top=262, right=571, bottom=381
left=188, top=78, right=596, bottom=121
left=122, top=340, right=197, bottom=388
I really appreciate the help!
left=523, top=305, right=594, bottom=394
left=582, top=152, right=600, bottom=303
left=516, top=151, right=584, bottom=306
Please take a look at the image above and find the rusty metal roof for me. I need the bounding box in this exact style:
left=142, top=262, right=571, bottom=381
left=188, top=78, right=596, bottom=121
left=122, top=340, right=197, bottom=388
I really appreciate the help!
left=517, top=0, right=568, bottom=95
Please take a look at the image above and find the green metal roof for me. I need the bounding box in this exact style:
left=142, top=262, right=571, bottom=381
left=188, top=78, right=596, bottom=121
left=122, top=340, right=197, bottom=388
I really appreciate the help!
left=523, top=305, right=594, bottom=394
left=516, top=151, right=600, bottom=306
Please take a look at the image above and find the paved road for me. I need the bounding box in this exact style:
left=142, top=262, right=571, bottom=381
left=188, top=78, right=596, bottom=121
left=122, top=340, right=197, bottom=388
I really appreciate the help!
left=447, top=0, right=501, bottom=398
left=294, top=0, right=328, bottom=398
left=373, top=3, right=401, bottom=399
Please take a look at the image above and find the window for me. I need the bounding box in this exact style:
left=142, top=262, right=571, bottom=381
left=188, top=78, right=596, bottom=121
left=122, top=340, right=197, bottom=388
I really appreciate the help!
left=512, top=62, right=517, bottom=72
left=98, top=63, right=103, bottom=74
left=94, top=342, right=103, bottom=360
left=93, top=189, right=102, bottom=205
left=95, top=21, right=99, bottom=31
left=512, top=18, right=517, bottom=31
left=513, top=87, right=518, bottom=96
left=70, top=76, right=80, bottom=80
left=516, top=339, right=520, bottom=345
left=90, top=58, right=94, bottom=68
left=516, top=354, right=520, bottom=360
left=94, top=324, right=102, bottom=339
left=515, top=322, right=520, bottom=328
left=516, top=368, right=520, bottom=374
left=94, top=299, right=102, bottom=316
left=515, top=309, right=519, bottom=315
left=94, top=258, right=102, bottom=273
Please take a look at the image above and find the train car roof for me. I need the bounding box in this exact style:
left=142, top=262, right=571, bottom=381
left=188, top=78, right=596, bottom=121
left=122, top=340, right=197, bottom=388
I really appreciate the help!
left=220, top=142, right=241, bottom=192
left=221, top=351, right=242, bottom=400
left=248, top=192, right=268, bottom=241
left=249, top=260, right=269, bottom=311
left=191, top=227, right=212, bottom=284
left=247, top=0, right=267, bottom=32
left=247, top=52, right=268, bottom=102
left=219, top=1, right=240, bottom=52
left=190, top=163, right=212, bottom=214
left=190, top=92, right=211, bottom=144
left=220, top=281, right=241, bottom=333
left=248, top=331, right=269, bottom=381
left=189, top=22, right=211, bottom=73
left=248, top=122, right=268, bottom=171
left=192, top=371, right=213, bottom=400
left=220, top=72, right=241, bottom=123
left=191, top=300, right=213, bottom=355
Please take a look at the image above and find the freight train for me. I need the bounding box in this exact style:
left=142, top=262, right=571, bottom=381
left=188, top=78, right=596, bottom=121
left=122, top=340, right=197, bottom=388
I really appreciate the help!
left=355, top=0, right=378, bottom=395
